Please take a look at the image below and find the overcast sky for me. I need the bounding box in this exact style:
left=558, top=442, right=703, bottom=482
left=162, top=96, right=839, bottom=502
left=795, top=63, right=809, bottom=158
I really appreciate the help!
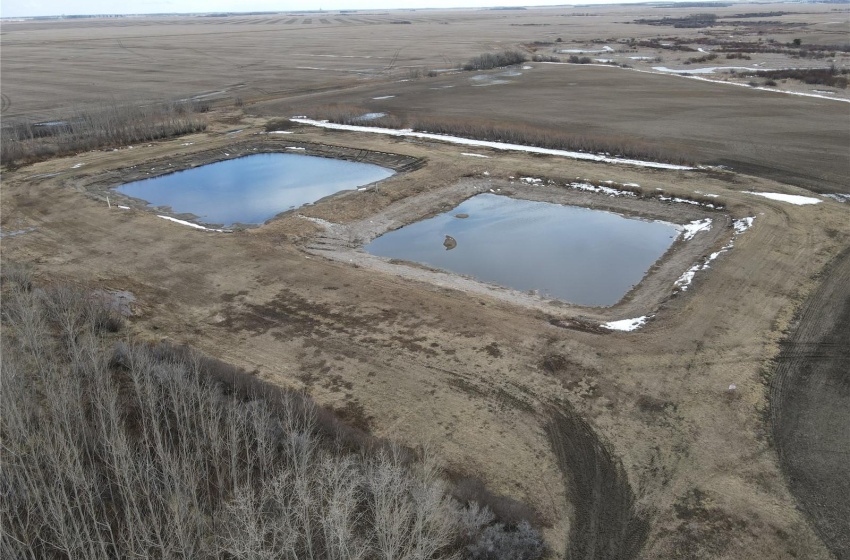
left=1, top=1, right=659, bottom=18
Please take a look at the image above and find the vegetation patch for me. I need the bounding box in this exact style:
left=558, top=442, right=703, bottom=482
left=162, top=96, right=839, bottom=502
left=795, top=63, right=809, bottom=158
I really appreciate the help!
left=462, top=50, right=528, bottom=71
left=1, top=100, right=208, bottom=169
left=0, top=267, right=546, bottom=560
left=635, top=13, right=718, bottom=28
left=736, top=66, right=849, bottom=88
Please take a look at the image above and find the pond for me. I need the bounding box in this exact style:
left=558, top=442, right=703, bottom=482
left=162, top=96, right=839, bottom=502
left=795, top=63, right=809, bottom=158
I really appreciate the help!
left=116, top=153, right=394, bottom=226
left=365, top=193, right=679, bottom=306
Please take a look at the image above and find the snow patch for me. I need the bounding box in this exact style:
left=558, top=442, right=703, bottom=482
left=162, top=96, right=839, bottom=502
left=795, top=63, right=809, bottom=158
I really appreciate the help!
left=286, top=146, right=306, bottom=151
left=461, top=152, right=490, bottom=158
left=357, top=112, right=386, bottom=121
left=372, top=95, right=395, bottom=100
left=71, top=163, right=84, bottom=169
left=681, top=218, right=713, bottom=240
left=157, top=216, right=227, bottom=232
left=733, top=216, right=754, bottom=234
left=603, top=316, right=650, bottom=331
left=268, top=130, right=293, bottom=134
left=744, top=192, right=822, bottom=205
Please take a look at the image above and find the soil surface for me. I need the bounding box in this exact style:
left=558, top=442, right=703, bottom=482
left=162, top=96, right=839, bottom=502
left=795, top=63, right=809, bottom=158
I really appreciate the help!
left=771, top=247, right=850, bottom=558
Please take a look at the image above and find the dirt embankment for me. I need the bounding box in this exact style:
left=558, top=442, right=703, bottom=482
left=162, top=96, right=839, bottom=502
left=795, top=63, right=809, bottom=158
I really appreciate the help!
left=770, top=246, right=850, bottom=558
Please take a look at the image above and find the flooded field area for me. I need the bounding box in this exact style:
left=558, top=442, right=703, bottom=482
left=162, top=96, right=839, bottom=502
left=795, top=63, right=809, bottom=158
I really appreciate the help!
left=365, top=193, right=679, bottom=306
left=116, top=153, right=393, bottom=226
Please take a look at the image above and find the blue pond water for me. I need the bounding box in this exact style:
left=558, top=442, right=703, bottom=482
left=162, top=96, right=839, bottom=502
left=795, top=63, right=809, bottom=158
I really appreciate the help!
left=116, top=153, right=394, bottom=226
left=365, top=194, right=678, bottom=306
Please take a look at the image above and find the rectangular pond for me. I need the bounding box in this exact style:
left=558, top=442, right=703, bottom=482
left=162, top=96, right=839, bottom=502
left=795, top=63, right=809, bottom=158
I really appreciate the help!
left=116, top=153, right=394, bottom=226
left=365, top=193, right=679, bottom=307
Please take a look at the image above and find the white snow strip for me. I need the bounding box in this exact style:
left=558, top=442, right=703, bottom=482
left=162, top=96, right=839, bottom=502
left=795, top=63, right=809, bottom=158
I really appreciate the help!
left=372, top=95, right=396, bottom=100
left=629, top=56, right=655, bottom=60
left=290, top=118, right=694, bottom=171
left=603, top=316, right=649, bottom=331
left=681, top=218, right=713, bottom=240
left=286, top=147, right=306, bottom=151
left=675, top=216, right=756, bottom=291
left=71, top=163, right=84, bottom=169
left=461, top=152, right=490, bottom=158
left=744, top=192, right=822, bottom=205
left=630, top=67, right=850, bottom=103
left=522, top=65, right=533, bottom=70
left=568, top=181, right=636, bottom=197
left=157, top=215, right=226, bottom=232
left=117, top=205, right=130, bottom=210
left=652, top=65, right=761, bottom=75
left=268, top=130, right=293, bottom=134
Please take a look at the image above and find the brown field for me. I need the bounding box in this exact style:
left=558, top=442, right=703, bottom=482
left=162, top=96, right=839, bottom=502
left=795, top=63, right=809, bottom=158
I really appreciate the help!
left=2, top=3, right=849, bottom=559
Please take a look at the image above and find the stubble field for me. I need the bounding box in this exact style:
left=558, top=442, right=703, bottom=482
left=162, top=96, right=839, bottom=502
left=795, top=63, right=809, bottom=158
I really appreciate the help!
left=2, top=3, right=849, bottom=559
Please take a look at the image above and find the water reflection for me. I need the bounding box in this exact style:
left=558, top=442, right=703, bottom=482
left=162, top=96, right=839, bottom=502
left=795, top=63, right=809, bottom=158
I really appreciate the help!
left=365, top=193, right=678, bottom=306
left=116, top=153, right=393, bottom=226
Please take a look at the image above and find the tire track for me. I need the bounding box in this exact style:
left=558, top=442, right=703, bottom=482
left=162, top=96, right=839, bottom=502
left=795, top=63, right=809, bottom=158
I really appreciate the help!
left=546, top=405, right=648, bottom=560
left=1, top=93, right=10, bottom=114
left=770, top=246, right=850, bottom=558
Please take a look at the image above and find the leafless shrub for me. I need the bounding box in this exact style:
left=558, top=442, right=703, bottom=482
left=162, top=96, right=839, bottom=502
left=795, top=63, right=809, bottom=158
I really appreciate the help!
left=1, top=260, right=34, bottom=292
left=531, top=54, right=561, bottom=62
left=463, top=50, right=528, bottom=71
left=1, top=100, right=207, bottom=168
left=684, top=53, right=718, bottom=64
left=739, top=66, right=848, bottom=88
left=265, top=118, right=298, bottom=132
left=0, top=275, right=546, bottom=560
left=467, top=521, right=546, bottom=560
